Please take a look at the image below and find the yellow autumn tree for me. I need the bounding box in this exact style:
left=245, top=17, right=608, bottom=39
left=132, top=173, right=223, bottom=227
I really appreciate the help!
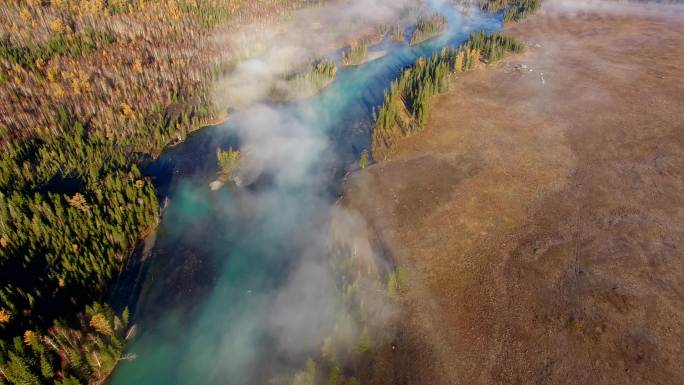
left=133, top=58, right=144, bottom=74
left=89, top=313, right=113, bottom=335
left=46, top=68, right=60, bottom=82
left=19, top=8, right=31, bottom=23
left=455, top=50, right=465, bottom=72
left=121, top=103, right=135, bottom=118
left=468, top=48, right=481, bottom=69
left=0, top=309, right=10, bottom=324
left=68, top=193, right=90, bottom=212
left=23, top=330, right=37, bottom=345
left=50, top=19, right=66, bottom=34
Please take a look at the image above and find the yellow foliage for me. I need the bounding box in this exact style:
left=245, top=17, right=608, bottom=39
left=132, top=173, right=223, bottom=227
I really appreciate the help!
left=50, top=19, right=65, bottom=34
left=135, top=179, right=145, bottom=188
left=0, top=309, right=9, bottom=324
left=69, top=71, right=90, bottom=95
left=121, top=103, right=135, bottom=118
left=47, top=68, right=60, bottom=82
left=0, top=236, right=7, bottom=248
left=168, top=0, right=182, bottom=20
left=109, top=0, right=131, bottom=12
left=470, top=48, right=481, bottom=67
left=23, top=330, right=36, bottom=345
left=52, top=83, right=66, bottom=97
left=19, top=8, right=31, bottom=23
left=133, top=58, right=144, bottom=74
left=36, top=126, right=50, bottom=137
left=89, top=313, right=113, bottom=335
left=80, top=0, right=105, bottom=13
left=455, top=50, right=464, bottom=72
left=68, top=193, right=90, bottom=212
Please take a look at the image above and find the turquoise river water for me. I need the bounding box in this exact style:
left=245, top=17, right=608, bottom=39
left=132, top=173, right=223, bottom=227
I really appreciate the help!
left=108, top=4, right=502, bottom=385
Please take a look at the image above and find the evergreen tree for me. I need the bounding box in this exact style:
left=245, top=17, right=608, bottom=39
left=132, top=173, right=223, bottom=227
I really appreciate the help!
left=372, top=31, right=526, bottom=157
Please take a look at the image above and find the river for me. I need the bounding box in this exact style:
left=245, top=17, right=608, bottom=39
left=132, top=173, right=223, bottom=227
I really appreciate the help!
left=108, top=4, right=502, bottom=385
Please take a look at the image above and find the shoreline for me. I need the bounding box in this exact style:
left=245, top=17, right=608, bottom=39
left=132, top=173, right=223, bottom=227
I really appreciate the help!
left=341, top=50, right=389, bottom=67
left=103, top=15, right=399, bottom=382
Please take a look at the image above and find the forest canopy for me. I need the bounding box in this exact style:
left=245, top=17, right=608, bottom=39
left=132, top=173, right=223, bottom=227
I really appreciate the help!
left=0, top=1, right=321, bottom=384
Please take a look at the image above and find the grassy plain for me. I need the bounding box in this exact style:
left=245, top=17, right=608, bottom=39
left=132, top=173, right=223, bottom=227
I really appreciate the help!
left=344, top=2, right=684, bottom=384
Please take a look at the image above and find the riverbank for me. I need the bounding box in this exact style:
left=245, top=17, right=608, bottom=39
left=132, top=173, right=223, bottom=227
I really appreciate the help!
left=342, top=50, right=389, bottom=67
left=343, top=1, right=684, bottom=384
left=102, top=3, right=507, bottom=384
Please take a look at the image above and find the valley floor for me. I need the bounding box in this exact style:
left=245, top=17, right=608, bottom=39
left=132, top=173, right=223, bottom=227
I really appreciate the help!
left=343, top=2, right=684, bottom=384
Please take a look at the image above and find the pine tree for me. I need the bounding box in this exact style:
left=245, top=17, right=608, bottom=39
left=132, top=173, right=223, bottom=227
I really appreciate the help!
left=359, top=151, right=369, bottom=169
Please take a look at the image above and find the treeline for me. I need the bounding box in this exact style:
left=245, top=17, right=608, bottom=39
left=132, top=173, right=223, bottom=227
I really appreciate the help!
left=0, top=1, right=326, bottom=384
left=410, top=14, right=447, bottom=46
left=466, top=30, right=525, bottom=63
left=503, top=0, right=541, bottom=22
left=390, top=25, right=405, bottom=43
left=272, top=59, right=337, bottom=101
left=372, top=31, right=525, bottom=159
left=341, top=42, right=369, bottom=67
left=481, top=0, right=542, bottom=22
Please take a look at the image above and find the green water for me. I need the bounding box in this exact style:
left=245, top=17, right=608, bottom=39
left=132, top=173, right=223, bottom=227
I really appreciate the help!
left=108, top=4, right=502, bottom=385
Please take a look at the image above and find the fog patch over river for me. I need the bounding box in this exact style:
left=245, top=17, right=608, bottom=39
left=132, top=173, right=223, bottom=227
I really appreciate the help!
left=108, top=1, right=502, bottom=384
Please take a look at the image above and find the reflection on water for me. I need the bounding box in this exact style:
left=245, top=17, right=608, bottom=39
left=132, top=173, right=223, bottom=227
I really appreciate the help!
left=108, top=4, right=501, bottom=385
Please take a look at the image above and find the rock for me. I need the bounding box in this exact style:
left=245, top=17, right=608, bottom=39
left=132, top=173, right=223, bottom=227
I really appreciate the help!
left=209, top=180, right=224, bottom=191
